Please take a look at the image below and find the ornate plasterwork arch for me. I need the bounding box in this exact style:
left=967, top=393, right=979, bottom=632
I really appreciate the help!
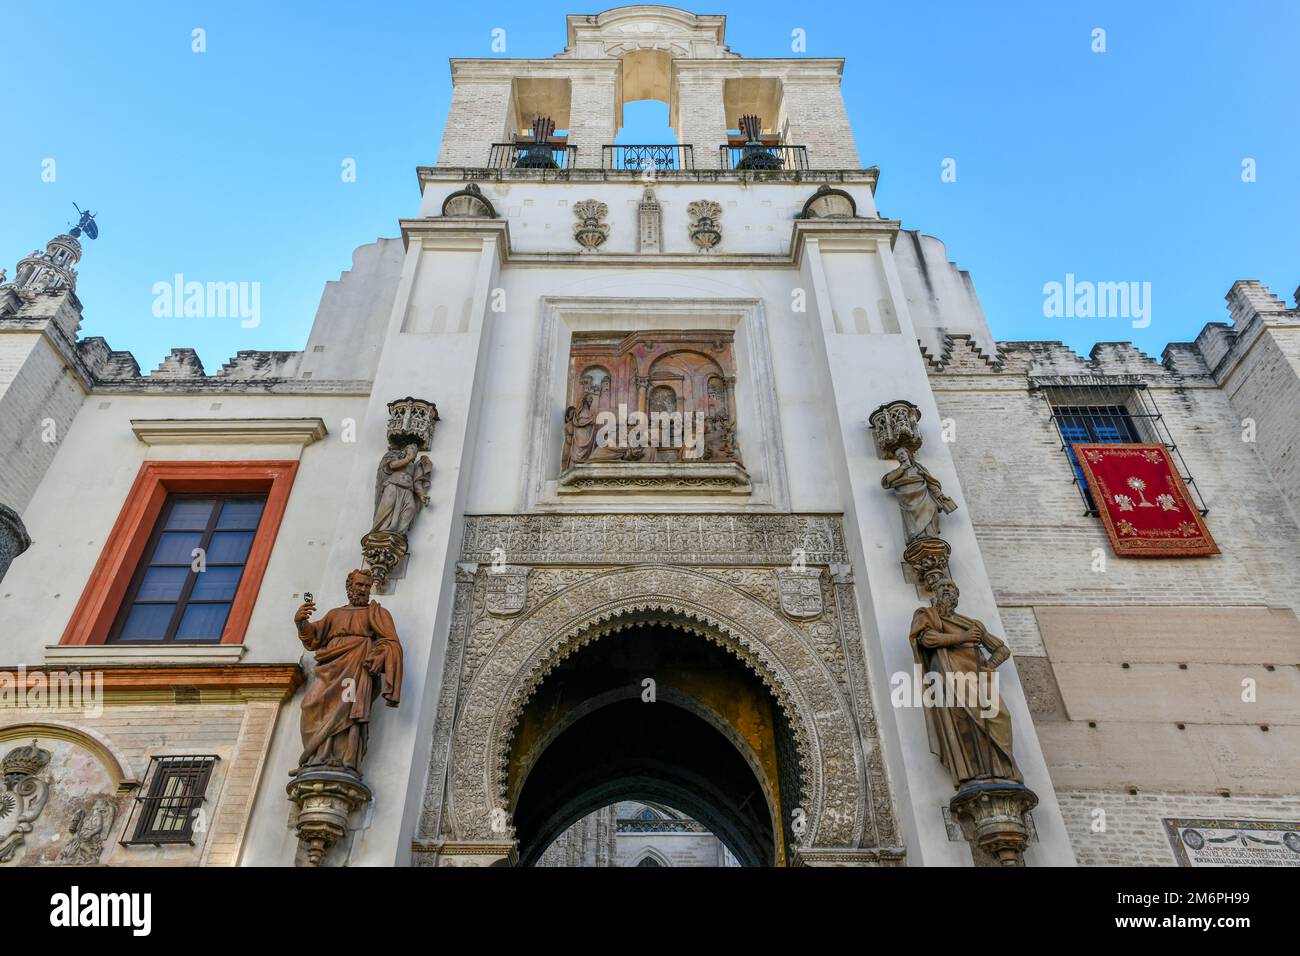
left=437, top=565, right=872, bottom=851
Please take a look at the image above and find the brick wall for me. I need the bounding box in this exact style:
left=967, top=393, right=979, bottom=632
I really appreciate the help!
left=567, top=76, right=618, bottom=169
left=674, top=74, right=729, bottom=170
left=0, top=696, right=284, bottom=866
left=1058, top=790, right=1300, bottom=866
left=779, top=80, right=861, bottom=169
left=932, top=334, right=1300, bottom=865
left=0, top=331, right=86, bottom=512
left=436, top=79, right=513, bottom=167
left=1221, top=325, right=1300, bottom=525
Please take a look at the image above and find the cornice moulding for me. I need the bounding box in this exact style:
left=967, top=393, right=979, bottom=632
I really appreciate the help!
left=44, top=643, right=248, bottom=666
left=130, top=417, right=328, bottom=446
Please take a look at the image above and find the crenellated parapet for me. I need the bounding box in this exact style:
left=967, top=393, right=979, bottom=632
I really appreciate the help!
left=930, top=335, right=1207, bottom=385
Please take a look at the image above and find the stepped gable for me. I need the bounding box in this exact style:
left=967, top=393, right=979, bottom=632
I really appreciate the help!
left=920, top=333, right=1001, bottom=373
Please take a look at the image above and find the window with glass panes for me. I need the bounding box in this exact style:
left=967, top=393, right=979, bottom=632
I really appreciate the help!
left=108, top=494, right=266, bottom=643
left=1051, top=405, right=1142, bottom=512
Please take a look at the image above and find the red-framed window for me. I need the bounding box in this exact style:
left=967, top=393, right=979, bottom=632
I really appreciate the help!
left=61, top=461, right=297, bottom=646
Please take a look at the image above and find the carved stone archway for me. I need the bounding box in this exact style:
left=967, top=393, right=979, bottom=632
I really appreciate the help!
left=416, top=548, right=903, bottom=866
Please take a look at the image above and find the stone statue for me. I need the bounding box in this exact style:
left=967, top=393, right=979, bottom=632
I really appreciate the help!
left=881, top=446, right=957, bottom=542
left=57, top=797, right=116, bottom=864
left=562, top=372, right=602, bottom=469
left=371, top=442, right=431, bottom=536
left=291, top=569, right=404, bottom=778
left=908, top=579, right=1020, bottom=787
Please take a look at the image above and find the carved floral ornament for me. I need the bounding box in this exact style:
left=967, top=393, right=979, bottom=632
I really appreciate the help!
left=688, top=200, right=722, bottom=250
left=573, top=199, right=610, bottom=251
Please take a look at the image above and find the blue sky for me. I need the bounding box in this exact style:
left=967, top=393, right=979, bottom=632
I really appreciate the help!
left=2, top=1, right=1297, bottom=371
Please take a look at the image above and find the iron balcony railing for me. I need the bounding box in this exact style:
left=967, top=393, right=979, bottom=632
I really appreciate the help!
left=719, top=144, right=810, bottom=171
left=487, top=142, right=579, bottom=170
left=602, top=144, right=695, bottom=171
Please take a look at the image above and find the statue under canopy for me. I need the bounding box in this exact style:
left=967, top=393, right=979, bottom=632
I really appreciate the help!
left=908, top=578, right=1020, bottom=787
left=371, top=442, right=431, bottom=536
left=882, top=446, right=957, bottom=542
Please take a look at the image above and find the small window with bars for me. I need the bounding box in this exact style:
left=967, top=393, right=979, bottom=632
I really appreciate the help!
left=1037, top=376, right=1208, bottom=516
left=122, top=755, right=218, bottom=846
left=108, top=493, right=266, bottom=643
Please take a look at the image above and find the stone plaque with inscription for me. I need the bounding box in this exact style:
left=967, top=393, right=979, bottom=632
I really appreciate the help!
left=1164, top=817, right=1300, bottom=867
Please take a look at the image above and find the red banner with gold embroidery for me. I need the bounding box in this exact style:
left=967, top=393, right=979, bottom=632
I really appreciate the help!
left=1073, top=443, right=1218, bottom=557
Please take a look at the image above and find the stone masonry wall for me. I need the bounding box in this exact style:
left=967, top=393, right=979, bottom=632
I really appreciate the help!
left=931, top=333, right=1300, bottom=866
left=436, top=78, right=513, bottom=167
left=1058, top=790, right=1300, bottom=866
left=0, top=332, right=86, bottom=513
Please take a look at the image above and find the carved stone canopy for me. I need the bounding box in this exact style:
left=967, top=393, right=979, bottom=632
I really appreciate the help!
left=441, top=183, right=497, bottom=219
left=869, top=399, right=923, bottom=459
left=799, top=185, right=858, bottom=220
left=387, top=396, right=439, bottom=451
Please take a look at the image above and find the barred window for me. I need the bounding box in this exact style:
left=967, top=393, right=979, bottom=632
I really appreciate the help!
left=122, top=755, right=218, bottom=846
left=1036, top=376, right=1207, bottom=516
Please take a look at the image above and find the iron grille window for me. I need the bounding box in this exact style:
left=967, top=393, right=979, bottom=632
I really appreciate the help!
left=1037, top=377, right=1208, bottom=517
left=108, top=493, right=266, bottom=644
left=122, top=755, right=218, bottom=846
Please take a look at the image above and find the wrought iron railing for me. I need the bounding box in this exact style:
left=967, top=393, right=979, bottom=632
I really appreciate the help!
left=719, top=144, right=810, bottom=171
left=487, top=143, right=579, bottom=170
left=120, top=754, right=219, bottom=847
left=602, top=144, right=694, bottom=171
left=1033, top=376, right=1209, bottom=516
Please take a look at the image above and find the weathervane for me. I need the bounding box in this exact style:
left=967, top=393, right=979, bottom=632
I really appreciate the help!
left=68, top=203, right=99, bottom=240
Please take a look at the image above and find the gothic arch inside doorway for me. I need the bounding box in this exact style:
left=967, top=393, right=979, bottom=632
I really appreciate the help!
left=508, top=617, right=791, bottom=866
left=415, top=521, right=904, bottom=868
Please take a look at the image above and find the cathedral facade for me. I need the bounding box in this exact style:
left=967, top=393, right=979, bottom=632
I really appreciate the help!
left=1, top=6, right=1297, bottom=868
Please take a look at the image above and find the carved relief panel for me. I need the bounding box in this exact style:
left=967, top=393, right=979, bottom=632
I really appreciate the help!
left=560, top=331, right=745, bottom=492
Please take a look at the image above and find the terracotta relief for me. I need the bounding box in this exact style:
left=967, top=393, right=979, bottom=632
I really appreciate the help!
left=561, top=331, right=743, bottom=472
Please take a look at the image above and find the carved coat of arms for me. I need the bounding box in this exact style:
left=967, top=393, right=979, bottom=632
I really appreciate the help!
left=0, top=740, right=52, bottom=863
left=775, top=568, right=823, bottom=619
left=485, top=566, right=531, bottom=617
